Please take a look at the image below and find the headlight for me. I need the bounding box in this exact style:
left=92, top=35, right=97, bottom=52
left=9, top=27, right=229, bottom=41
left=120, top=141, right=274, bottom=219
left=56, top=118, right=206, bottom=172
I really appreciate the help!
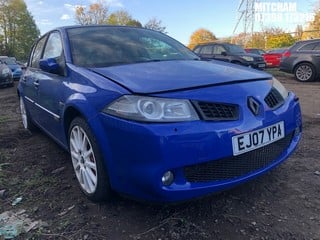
left=2, top=68, right=10, bottom=75
left=272, top=78, right=288, bottom=99
left=241, top=56, right=254, bottom=62
left=104, top=95, right=199, bottom=122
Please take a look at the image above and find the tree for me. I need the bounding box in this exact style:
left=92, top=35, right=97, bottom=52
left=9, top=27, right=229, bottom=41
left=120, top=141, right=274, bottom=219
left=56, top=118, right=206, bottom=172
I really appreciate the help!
left=231, top=32, right=247, bottom=46
left=188, top=28, right=217, bottom=49
left=303, top=10, right=320, bottom=39
left=144, top=17, right=166, bottom=33
left=262, top=28, right=293, bottom=49
left=245, top=32, right=266, bottom=49
left=264, top=30, right=295, bottom=49
left=0, top=0, right=40, bottom=60
left=75, top=0, right=109, bottom=25
left=294, top=25, right=304, bottom=41
left=74, top=1, right=168, bottom=31
left=107, top=10, right=142, bottom=27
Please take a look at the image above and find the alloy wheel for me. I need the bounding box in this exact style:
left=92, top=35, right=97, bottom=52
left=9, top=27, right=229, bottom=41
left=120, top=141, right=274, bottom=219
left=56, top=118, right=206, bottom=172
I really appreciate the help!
left=295, top=64, right=313, bottom=82
left=69, top=125, right=98, bottom=194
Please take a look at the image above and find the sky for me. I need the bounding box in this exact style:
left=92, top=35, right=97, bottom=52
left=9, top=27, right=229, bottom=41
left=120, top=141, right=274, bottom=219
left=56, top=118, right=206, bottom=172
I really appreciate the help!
left=23, top=0, right=318, bottom=45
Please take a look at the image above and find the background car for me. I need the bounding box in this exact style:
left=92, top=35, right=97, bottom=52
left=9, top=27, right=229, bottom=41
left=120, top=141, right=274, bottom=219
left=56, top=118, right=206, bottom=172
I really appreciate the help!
left=0, top=62, right=13, bottom=88
left=263, top=48, right=287, bottom=68
left=0, top=56, right=23, bottom=81
left=193, top=43, right=266, bottom=69
left=280, top=39, right=320, bottom=82
left=18, top=25, right=301, bottom=203
left=245, top=48, right=266, bottom=55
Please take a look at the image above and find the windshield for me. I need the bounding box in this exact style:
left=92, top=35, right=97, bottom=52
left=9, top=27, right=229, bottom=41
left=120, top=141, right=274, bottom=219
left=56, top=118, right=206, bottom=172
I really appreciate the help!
left=225, top=44, right=246, bottom=54
left=67, top=26, right=198, bottom=67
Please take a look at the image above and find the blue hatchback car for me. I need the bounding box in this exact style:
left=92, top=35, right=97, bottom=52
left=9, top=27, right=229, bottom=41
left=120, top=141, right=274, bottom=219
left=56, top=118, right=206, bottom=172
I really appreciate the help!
left=18, top=25, right=302, bottom=203
left=0, top=56, right=22, bottom=81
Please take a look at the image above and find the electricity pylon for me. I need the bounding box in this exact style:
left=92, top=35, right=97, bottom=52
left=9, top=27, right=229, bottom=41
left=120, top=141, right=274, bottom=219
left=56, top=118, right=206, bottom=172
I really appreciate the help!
left=233, top=0, right=257, bottom=44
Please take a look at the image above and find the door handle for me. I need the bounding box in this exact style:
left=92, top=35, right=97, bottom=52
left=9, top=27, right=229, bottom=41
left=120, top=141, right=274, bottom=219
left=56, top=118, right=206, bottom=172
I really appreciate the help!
left=33, top=81, right=39, bottom=87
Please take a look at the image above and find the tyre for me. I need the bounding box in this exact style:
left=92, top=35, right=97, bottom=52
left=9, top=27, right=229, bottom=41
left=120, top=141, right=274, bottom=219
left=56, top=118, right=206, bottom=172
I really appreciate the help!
left=69, top=117, right=111, bottom=202
left=294, top=63, right=316, bottom=82
left=19, top=96, right=37, bottom=131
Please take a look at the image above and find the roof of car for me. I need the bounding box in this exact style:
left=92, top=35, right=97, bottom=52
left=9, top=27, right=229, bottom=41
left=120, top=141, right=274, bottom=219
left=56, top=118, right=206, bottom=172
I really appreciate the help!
left=295, top=38, right=320, bottom=44
left=47, top=24, right=152, bottom=34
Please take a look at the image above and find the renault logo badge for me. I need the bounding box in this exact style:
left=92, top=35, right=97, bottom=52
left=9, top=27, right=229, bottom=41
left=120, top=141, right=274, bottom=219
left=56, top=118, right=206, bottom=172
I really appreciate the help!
left=248, top=97, right=260, bottom=116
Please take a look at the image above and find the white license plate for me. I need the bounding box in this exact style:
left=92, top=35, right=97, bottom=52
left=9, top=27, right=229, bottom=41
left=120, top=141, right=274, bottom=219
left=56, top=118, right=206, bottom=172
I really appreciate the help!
left=232, top=121, right=285, bottom=156
left=258, top=63, right=266, bottom=68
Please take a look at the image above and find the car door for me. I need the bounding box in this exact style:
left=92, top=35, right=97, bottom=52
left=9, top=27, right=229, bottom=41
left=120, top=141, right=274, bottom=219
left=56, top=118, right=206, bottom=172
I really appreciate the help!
left=31, top=31, right=67, bottom=139
left=21, top=35, right=48, bottom=119
left=197, top=45, right=214, bottom=60
left=212, top=44, right=229, bottom=62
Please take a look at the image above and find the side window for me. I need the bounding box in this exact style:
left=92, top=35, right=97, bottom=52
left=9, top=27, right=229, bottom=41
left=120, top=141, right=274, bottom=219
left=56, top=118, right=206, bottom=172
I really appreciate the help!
left=213, top=45, right=225, bottom=54
left=299, top=42, right=317, bottom=51
left=30, top=36, right=47, bottom=68
left=313, top=43, right=320, bottom=51
left=43, top=32, right=63, bottom=59
left=193, top=47, right=201, bottom=54
left=200, top=45, right=213, bottom=54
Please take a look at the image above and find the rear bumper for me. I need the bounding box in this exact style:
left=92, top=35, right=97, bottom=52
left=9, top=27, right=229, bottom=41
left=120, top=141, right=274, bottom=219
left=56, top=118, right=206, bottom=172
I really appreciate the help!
left=279, top=61, right=293, bottom=73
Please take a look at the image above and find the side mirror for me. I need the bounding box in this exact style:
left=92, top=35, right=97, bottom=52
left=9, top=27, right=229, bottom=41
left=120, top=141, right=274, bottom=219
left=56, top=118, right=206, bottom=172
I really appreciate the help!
left=21, top=63, right=27, bottom=70
left=39, top=58, right=59, bottom=74
left=221, top=51, right=227, bottom=56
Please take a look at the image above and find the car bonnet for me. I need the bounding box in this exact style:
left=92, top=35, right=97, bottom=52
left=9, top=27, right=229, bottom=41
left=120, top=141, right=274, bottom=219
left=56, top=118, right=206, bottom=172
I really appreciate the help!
left=90, top=60, right=271, bottom=94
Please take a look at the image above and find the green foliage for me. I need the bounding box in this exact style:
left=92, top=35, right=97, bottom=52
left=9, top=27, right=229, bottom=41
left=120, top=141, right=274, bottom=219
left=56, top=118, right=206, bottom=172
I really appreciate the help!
left=265, top=33, right=295, bottom=49
left=0, top=0, right=40, bottom=60
left=232, top=27, right=295, bottom=50
left=74, top=1, right=165, bottom=32
left=107, top=10, right=142, bottom=27
left=245, top=33, right=266, bottom=49
left=144, top=18, right=166, bottom=33
left=188, top=28, right=217, bottom=49
left=75, top=1, right=109, bottom=25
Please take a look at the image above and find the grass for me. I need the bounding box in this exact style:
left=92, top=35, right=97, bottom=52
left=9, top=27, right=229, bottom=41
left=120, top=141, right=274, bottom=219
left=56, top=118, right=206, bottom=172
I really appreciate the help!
left=0, top=154, right=11, bottom=191
left=0, top=116, right=10, bottom=123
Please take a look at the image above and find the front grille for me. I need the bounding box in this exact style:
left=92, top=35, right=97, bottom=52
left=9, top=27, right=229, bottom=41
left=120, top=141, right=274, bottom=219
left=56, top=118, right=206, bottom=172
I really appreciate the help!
left=184, top=132, right=293, bottom=183
left=264, top=88, right=284, bottom=109
left=192, top=101, right=239, bottom=121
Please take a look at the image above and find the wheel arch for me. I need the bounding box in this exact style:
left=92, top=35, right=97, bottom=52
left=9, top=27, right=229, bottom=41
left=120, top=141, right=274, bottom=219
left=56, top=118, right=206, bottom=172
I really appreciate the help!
left=62, top=94, right=117, bottom=191
left=63, top=106, right=83, bottom=142
left=293, top=61, right=316, bottom=73
left=62, top=94, right=97, bottom=148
